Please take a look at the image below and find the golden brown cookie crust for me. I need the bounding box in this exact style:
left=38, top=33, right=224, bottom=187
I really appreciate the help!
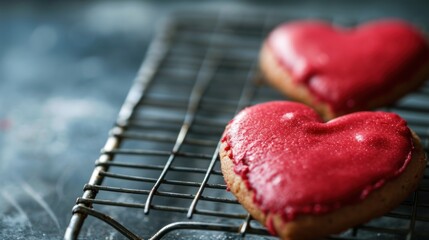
left=220, top=129, right=426, bottom=240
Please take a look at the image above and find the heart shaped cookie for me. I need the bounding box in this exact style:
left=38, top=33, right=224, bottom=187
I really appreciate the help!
left=260, top=20, right=429, bottom=120
left=220, top=101, right=426, bottom=240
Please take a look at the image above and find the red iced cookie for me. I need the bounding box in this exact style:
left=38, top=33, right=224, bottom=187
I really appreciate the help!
left=220, top=101, right=426, bottom=240
left=260, top=20, right=429, bottom=119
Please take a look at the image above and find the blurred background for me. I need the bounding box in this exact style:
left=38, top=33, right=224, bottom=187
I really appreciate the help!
left=0, top=1, right=428, bottom=239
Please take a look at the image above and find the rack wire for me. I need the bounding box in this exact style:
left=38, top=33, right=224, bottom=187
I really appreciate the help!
left=65, top=11, right=429, bottom=240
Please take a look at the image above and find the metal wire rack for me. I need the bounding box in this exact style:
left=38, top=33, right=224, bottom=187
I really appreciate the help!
left=65, top=11, right=429, bottom=240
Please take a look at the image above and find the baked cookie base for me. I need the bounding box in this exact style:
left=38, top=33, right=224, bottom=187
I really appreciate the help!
left=220, top=130, right=426, bottom=240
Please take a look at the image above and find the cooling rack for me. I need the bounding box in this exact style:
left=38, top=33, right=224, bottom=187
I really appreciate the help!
left=64, top=11, right=429, bottom=240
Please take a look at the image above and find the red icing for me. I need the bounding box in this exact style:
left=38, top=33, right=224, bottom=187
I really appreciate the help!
left=267, top=20, right=429, bottom=112
left=223, top=101, right=413, bottom=221
left=265, top=215, right=277, bottom=236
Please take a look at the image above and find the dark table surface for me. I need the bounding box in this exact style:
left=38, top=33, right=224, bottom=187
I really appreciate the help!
left=0, top=1, right=428, bottom=239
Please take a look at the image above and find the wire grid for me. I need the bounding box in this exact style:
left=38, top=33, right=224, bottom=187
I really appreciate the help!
left=65, top=11, right=429, bottom=240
